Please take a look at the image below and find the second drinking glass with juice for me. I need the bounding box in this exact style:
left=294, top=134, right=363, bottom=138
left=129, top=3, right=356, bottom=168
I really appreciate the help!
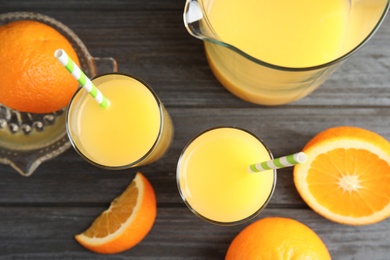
left=177, top=127, right=276, bottom=225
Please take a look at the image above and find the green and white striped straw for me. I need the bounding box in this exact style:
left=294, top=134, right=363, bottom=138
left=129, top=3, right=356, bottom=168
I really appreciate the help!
left=248, top=152, right=307, bottom=173
left=54, top=49, right=110, bottom=109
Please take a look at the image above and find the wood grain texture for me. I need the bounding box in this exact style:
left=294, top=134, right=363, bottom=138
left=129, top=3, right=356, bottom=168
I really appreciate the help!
left=0, top=1, right=390, bottom=258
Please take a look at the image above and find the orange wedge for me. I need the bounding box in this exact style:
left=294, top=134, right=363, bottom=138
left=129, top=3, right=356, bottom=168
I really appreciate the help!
left=75, top=172, right=157, bottom=254
left=294, top=126, right=390, bottom=225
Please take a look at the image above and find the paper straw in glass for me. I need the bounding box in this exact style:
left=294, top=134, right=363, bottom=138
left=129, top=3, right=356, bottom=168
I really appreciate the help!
left=248, top=152, right=307, bottom=173
left=54, top=49, right=110, bottom=108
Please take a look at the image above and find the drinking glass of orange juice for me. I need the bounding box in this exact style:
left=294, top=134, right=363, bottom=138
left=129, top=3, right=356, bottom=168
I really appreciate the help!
left=66, top=73, right=173, bottom=169
left=184, top=0, right=389, bottom=105
left=177, top=127, right=276, bottom=225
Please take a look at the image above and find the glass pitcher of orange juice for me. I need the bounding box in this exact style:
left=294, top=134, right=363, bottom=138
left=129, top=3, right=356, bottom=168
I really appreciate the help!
left=184, top=0, right=389, bottom=105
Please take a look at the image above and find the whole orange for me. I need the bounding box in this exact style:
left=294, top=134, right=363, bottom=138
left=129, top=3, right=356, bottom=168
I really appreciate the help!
left=225, top=217, right=331, bottom=260
left=0, top=20, right=80, bottom=113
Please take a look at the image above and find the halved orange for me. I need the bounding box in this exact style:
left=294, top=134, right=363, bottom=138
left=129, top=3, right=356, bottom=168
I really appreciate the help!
left=294, top=126, right=390, bottom=225
left=75, top=172, right=157, bottom=254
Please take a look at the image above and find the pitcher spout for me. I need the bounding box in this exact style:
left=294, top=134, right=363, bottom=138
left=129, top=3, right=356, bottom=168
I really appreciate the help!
left=183, top=0, right=219, bottom=42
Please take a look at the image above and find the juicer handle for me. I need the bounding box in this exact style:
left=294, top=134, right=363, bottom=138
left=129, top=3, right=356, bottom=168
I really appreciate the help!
left=89, top=57, right=118, bottom=76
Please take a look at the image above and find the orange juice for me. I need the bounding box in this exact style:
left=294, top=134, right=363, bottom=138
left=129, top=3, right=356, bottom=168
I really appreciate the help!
left=202, top=0, right=349, bottom=105
left=206, top=0, right=349, bottom=68
left=177, top=127, right=276, bottom=224
left=67, top=74, right=173, bottom=168
left=193, top=0, right=388, bottom=105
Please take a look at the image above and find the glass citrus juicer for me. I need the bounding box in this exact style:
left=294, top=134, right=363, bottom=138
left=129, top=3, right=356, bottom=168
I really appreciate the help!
left=0, top=12, right=117, bottom=176
left=183, top=0, right=389, bottom=105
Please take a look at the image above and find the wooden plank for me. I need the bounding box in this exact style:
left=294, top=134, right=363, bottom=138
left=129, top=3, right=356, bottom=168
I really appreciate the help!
left=0, top=207, right=389, bottom=259
left=0, top=0, right=185, bottom=11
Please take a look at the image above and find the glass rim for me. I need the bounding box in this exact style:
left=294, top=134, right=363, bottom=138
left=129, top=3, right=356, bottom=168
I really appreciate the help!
left=184, top=0, right=390, bottom=71
left=176, top=126, right=277, bottom=226
left=66, top=72, right=165, bottom=170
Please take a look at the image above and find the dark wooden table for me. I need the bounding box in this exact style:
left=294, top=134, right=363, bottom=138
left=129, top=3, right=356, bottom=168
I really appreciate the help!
left=1, top=1, right=390, bottom=259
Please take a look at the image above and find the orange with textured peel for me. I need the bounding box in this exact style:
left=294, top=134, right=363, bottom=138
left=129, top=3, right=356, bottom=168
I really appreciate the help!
left=294, top=126, right=390, bottom=225
left=0, top=20, right=80, bottom=113
left=226, top=217, right=331, bottom=259
left=75, top=172, right=157, bottom=254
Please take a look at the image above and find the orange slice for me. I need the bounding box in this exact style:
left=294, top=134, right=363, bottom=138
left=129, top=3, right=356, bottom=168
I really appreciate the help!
left=75, top=172, right=156, bottom=254
left=294, top=126, right=390, bottom=225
